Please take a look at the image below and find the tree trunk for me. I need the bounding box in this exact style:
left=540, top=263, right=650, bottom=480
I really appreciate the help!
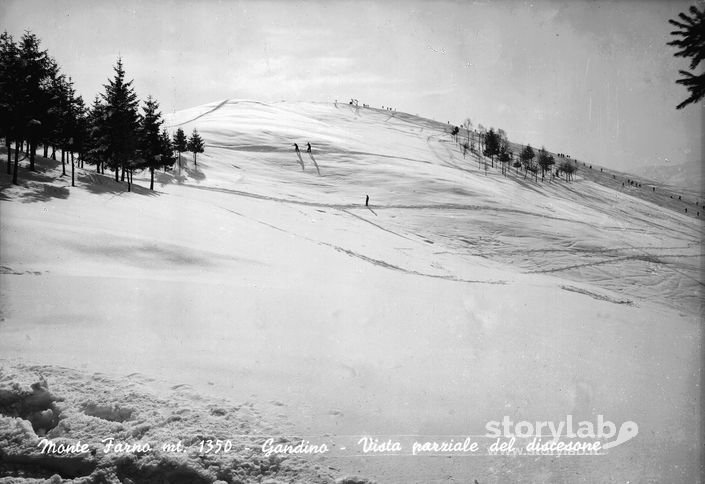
left=29, top=138, right=36, bottom=171
left=71, top=153, right=75, bottom=187
left=193, top=152, right=197, bottom=166
left=43, top=144, right=48, bottom=158
left=61, top=149, right=66, bottom=176
left=51, top=146, right=56, bottom=160
left=114, top=162, right=119, bottom=182
left=150, top=167, right=154, bottom=190
left=12, top=142, right=19, bottom=185
left=6, top=138, right=11, bottom=175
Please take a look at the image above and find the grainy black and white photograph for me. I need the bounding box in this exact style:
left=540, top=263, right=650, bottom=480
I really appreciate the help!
left=0, top=1, right=703, bottom=482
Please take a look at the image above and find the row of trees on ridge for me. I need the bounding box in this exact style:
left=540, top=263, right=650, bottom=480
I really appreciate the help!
left=454, top=120, right=577, bottom=182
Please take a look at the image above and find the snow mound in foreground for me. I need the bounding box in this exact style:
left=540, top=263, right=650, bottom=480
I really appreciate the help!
left=0, top=364, right=337, bottom=483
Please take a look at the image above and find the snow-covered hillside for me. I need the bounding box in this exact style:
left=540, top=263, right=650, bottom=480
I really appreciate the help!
left=1, top=100, right=702, bottom=483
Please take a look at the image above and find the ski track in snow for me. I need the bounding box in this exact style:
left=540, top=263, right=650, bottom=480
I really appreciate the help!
left=320, top=242, right=507, bottom=285
left=559, top=284, right=634, bottom=305
left=217, top=204, right=505, bottom=285
left=164, top=98, right=231, bottom=127
left=183, top=182, right=630, bottom=230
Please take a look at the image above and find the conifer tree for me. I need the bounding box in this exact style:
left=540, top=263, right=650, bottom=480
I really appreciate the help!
left=172, top=128, right=187, bottom=168
left=520, top=144, right=536, bottom=179
left=1, top=32, right=18, bottom=173
left=498, top=145, right=511, bottom=175
left=668, top=5, right=705, bottom=109
left=54, top=74, right=80, bottom=177
left=187, top=128, right=204, bottom=166
left=101, top=57, right=139, bottom=185
left=5, top=32, right=53, bottom=183
left=560, top=160, right=577, bottom=181
left=159, top=129, right=175, bottom=172
left=537, top=146, right=554, bottom=178
left=43, top=60, right=64, bottom=161
left=17, top=32, right=50, bottom=177
left=71, top=97, right=89, bottom=176
left=85, top=96, right=109, bottom=174
left=138, top=95, right=164, bottom=190
left=483, top=128, right=500, bottom=167
left=0, top=32, right=19, bottom=175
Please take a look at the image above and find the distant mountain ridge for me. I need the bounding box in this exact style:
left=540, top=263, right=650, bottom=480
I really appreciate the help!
left=637, top=160, right=703, bottom=193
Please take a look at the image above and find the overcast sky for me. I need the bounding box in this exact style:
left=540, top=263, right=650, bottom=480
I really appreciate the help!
left=1, top=0, right=701, bottom=171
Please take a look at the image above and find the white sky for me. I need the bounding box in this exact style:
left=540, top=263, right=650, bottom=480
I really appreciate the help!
left=1, top=0, right=701, bottom=171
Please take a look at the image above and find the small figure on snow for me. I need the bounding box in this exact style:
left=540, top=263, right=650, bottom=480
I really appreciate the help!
left=294, top=143, right=300, bottom=153
left=306, top=142, right=312, bottom=154
left=365, top=194, right=369, bottom=207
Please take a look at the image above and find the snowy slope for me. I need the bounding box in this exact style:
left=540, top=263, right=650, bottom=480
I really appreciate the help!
left=1, top=100, right=702, bottom=483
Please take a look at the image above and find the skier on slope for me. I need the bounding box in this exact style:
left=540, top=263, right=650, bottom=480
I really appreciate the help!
left=306, top=142, right=312, bottom=154
left=294, top=143, right=300, bottom=153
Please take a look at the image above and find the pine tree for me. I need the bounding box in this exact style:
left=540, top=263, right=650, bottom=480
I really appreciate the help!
left=101, top=57, right=139, bottom=187
left=560, top=160, right=577, bottom=181
left=520, top=144, right=536, bottom=180
left=187, top=128, right=204, bottom=166
left=537, top=146, right=554, bottom=179
left=159, top=129, right=175, bottom=172
left=0, top=32, right=20, bottom=176
left=67, top=93, right=87, bottom=187
left=668, top=5, right=705, bottom=109
left=53, top=74, right=79, bottom=177
left=172, top=128, right=187, bottom=168
left=17, top=32, right=52, bottom=177
left=498, top=145, right=511, bottom=176
left=483, top=128, right=500, bottom=167
left=3, top=32, right=52, bottom=183
left=43, top=60, right=64, bottom=163
left=85, top=96, right=109, bottom=174
left=138, top=96, right=164, bottom=191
